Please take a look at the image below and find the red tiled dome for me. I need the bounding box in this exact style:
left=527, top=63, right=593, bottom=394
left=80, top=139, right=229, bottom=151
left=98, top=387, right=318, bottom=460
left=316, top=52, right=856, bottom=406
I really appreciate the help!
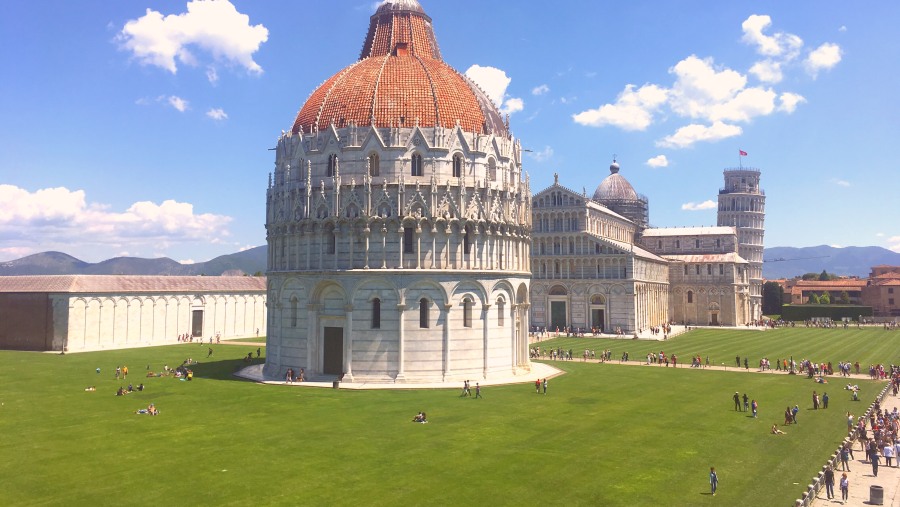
left=291, top=0, right=506, bottom=136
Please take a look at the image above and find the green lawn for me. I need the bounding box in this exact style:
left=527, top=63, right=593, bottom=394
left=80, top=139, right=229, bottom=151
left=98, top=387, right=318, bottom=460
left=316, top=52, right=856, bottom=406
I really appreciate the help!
left=536, top=326, right=900, bottom=369
left=0, top=328, right=893, bottom=506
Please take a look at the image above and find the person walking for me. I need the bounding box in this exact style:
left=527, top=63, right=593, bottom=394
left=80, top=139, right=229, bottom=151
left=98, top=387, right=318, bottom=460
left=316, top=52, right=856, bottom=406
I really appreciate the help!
left=709, top=467, right=718, bottom=496
left=884, top=441, right=894, bottom=467
left=542, top=378, right=548, bottom=394
left=733, top=392, right=741, bottom=411
left=870, top=442, right=881, bottom=477
left=743, top=393, right=749, bottom=412
left=475, top=383, right=482, bottom=399
left=751, top=399, right=758, bottom=418
left=813, top=390, right=819, bottom=410
left=823, top=466, right=835, bottom=500
left=840, top=473, right=849, bottom=502
left=840, top=444, right=851, bottom=472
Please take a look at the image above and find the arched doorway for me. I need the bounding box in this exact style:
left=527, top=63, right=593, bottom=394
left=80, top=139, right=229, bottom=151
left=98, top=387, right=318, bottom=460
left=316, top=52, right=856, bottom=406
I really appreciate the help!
left=548, top=285, right=568, bottom=331
left=590, top=294, right=606, bottom=332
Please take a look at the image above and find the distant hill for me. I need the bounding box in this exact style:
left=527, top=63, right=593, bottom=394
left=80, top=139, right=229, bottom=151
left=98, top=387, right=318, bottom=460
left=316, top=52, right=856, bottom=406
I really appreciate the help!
left=2, top=244, right=898, bottom=279
left=763, top=245, right=900, bottom=279
left=0, top=246, right=268, bottom=276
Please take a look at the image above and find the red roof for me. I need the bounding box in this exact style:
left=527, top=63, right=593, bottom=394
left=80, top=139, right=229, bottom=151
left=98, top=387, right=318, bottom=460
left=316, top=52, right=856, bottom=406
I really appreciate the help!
left=0, top=275, right=266, bottom=294
left=291, top=0, right=506, bottom=136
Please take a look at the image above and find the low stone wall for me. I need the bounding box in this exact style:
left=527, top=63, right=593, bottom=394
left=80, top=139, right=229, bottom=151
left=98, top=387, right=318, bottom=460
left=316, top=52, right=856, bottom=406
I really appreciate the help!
left=793, top=383, right=891, bottom=507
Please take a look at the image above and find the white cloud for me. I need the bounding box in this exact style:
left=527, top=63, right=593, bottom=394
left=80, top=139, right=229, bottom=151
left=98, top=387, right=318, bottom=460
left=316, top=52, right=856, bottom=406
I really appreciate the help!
left=206, top=107, right=228, bottom=120
left=465, top=64, right=510, bottom=106
left=572, top=83, right=668, bottom=131
left=749, top=59, right=783, bottom=83
left=646, top=155, right=669, bottom=168
left=830, top=244, right=843, bottom=248
left=657, top=121, right=742, bottom=149
left=0, top=246, right=35, bottom=261
left=741, top=14, right=803, bottom=59
left=0, top=185, right=232, bottom=258
left=777, top=92, right=806, bottom=113
left=889, top=236, right=900, bottom=253
left=117, top=0, right=269, bottom=75
left=179, top=258, right=196, bottom=265
left=464, top=64, right=524, bottom=115
left=681, top=200, right=717, bottom=211
left=830, top=178, right=850, bottom=187
left=804, top=42, right=842, bottom=77
left=532, top=84, right=550, bottom=95
left=501, top=97, right=524, bottom=115
left=839, top=26, right=847, bottom=33
left=206, top=65, right=219, bottom=84
left=168, top=95, right=189, bottom=112
left=668, top=56, right=748, bottom=120
left=876, top=232, right=885, bottom=238
left=527, top=146, right=554, bottom=162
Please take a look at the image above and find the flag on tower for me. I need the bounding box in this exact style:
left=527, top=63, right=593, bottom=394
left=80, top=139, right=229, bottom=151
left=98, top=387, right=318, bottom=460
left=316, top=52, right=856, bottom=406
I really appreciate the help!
left=739, top=149, right=748, bottom=156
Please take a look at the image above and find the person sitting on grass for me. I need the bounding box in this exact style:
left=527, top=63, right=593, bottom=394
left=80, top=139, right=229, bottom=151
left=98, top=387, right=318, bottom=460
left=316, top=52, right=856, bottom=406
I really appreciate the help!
left=136, top=403, right=159, bottom=415
left=84, top=386, right=96, bottom=392
left=137, top=383, right=144, bottom=392
left=412, top=411, right=427, bottom=423
left=772, top=424, right=786, bottom=435
left=116, top=387, right=126, bottom=396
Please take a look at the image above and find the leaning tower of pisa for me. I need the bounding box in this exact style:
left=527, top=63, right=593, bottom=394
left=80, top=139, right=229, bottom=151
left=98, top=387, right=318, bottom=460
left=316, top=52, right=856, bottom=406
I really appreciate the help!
left=717, top=168, right=765, bottom=322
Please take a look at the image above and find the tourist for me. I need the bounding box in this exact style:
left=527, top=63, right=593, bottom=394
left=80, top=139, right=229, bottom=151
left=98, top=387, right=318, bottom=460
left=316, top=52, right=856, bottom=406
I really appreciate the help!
left=784, top=406, right=793, bottom=425
left=475, top=383, right=482, bottom=399
left=412, top=411, right=427, bottom=423
left=742, top=393, right=749, bottom=412
left=822, top=392, right=829, bottom=409
left=733, top=392, right=741, bottom=411
left=709, top=467, right=718, bottom=496
left=823, top=466, right=835, bottom=500
left=840, top=444, right=851, bottom=471
left=840, top=473, right=849, bottom=502
left=535, top=379, right=541, bottom=393
left=812, top=390, right=819, bottom=410
left=542, top=378, right=548, bottom=394
left=256, top=347, right=261, bottom=358
left=771, top=424, right=785, bottom=435
left=751, top=399, right=758, bottom=418
left=207, top=347, right=213, bottom=358
left=883, top=441, right=894, bottom=467
left=870, top=443, right=881, bottom=477
left=792, top=405, right=800, bottom=424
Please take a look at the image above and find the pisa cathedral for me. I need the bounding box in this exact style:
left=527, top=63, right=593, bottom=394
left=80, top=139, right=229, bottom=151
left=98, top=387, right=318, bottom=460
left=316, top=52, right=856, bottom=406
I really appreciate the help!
left=264, top=0, right=765, bottom=383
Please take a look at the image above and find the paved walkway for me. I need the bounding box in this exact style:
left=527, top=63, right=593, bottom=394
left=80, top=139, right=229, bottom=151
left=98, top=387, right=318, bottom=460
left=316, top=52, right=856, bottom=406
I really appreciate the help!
left=235, top=361, right=564, bottom=390
left=811, top=387, right=900, bottom=507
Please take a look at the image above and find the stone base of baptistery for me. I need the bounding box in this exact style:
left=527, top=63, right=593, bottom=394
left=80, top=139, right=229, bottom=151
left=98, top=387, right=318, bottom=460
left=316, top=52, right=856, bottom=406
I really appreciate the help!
left=263, top=270, right=532, bottom=384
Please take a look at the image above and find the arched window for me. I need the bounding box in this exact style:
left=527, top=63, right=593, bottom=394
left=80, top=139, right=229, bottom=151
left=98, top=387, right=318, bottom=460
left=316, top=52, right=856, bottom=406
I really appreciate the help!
left=497, top=297, right=505, bottom=327
left=463, top=297, right=472, bottom=327
left=403, top=226, right=414, bottom=254
left=368, top=153, right=379, bottom=177
left=419, top=298, right=429, bottom=328
left=327, top=153, right=337, bottom=177
left=290, top=296, right=298, bottom=328
left=687, top=290, right=694, bottom=304
left=464, top=226, right=472, bottom=254
left=371, top=298, right=381, bottom=329
left=411, top=153, right=423, bottom=177
left=452, top=154, right=463, bottom=178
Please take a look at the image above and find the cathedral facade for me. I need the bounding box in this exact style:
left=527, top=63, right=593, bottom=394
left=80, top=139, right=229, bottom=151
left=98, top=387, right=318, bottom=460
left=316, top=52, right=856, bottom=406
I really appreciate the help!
left=264, top=0, right=531, bottom=383
left=529, top=161, right=761, bottom=334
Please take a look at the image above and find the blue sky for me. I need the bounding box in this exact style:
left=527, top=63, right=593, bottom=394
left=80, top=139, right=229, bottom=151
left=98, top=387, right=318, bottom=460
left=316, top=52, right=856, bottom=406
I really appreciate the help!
left=1, top=0, right=898, bottom=264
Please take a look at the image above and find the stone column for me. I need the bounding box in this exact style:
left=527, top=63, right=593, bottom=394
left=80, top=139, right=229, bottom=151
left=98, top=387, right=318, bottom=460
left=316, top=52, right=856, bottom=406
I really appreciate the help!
left=343, top=304, right=353, bottom=381
left=306, top=303, right=320, bottom=376
left=363, top=227, right=370, bottom=269
left=442, top=303, right=452, bottom=380
left=395, top=301, right=406, bottom=382
left=482, top=303, right=491, bottom=378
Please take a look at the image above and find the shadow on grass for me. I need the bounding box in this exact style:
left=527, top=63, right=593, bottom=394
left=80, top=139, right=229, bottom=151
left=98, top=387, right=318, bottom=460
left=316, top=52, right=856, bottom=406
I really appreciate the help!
left=187, top=357, right=265, bottom=382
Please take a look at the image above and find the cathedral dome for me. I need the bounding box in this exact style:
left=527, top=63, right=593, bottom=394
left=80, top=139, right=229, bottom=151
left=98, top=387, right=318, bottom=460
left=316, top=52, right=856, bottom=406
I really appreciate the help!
left=593, top=160, right=639, bottom=201
left=291, top=0, right=506, bottom=136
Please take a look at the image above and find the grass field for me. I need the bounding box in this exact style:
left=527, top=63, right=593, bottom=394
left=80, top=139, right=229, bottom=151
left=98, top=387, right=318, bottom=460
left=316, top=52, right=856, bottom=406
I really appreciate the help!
left=0, top=328, right=896, bottom=506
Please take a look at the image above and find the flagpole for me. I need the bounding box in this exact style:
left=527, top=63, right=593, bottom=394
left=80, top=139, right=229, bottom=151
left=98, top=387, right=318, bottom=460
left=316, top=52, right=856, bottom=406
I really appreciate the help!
left=739, top=149, right=742, bottom=169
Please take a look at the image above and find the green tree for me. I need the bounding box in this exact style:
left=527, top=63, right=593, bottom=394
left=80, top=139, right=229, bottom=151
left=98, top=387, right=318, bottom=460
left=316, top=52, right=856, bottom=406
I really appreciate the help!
left=818, top=270, right=831, bottom=281
left=762, top=281, right=784, bottom=315
left=807, top=293, right=820, bottom=304
left=839, top=291, right=851, bottom=304
left=801, top=272, right=819, bottom=281
left=819, top=291, right=831, bottom=304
